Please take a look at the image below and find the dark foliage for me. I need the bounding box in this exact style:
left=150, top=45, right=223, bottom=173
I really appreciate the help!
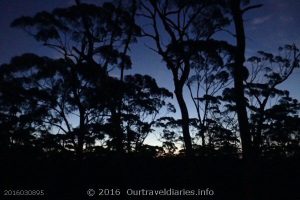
left=0, top=1, right=299, bottom=200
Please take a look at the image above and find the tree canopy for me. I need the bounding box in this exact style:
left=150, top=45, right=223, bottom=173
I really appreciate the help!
left=0, top=0, right=299, bottom=160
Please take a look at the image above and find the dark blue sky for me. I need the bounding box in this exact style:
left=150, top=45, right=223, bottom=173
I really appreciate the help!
left=0, top=0, right=299, bottom=122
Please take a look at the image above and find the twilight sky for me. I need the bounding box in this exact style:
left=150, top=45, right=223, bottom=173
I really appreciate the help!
left=1, top=0, right=300, bottom=144
left=1, top=0, right=299, bottom=90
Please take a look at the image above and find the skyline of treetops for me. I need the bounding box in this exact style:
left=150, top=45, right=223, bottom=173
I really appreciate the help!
left=0, top=0, right=299, bottom=158
left=1, top=1, right=299, bottom=200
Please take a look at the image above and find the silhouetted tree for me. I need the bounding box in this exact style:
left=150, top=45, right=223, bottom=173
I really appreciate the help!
left=107, top=74, right=174, bottom=152
left=227, top=0, right=262, bottom=161
left=155, top=117, right=182, bottom=156
left=0, top=64, right=45, bottom=153
left=246, top=44, right=300, bottom=157
left=0, top=54, right=107, bottom=155
left=140, top=0, right=230, bottom=156
left=262, top=97, right=300, bottom=157
left=187, top=45, right=231, bottom=147
left=10, top=1, right=141, bottom=156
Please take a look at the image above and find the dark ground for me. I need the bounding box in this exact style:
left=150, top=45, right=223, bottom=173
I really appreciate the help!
left=0, top=153, right=299, bottom=200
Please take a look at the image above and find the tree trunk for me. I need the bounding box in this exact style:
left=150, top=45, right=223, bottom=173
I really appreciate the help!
left=77, top=108, right=85, bottom=159
left=231, top=1, right=256, bottom=199
left=111, top=109, right=124, bottom=152
left=253, top=109, right=264, bottom=157
left=174, top=86, right=193, bottom=156
left=231, top=0, right=252, bottom=161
